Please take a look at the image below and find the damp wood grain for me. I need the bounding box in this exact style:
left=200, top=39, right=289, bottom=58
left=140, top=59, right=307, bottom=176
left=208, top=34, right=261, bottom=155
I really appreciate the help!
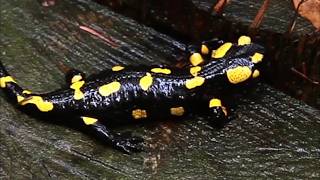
left=0, top=0, right=319, bottom=179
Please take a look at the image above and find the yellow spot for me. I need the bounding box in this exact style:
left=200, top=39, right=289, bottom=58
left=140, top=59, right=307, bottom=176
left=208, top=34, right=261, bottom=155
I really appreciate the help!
left=17, top=96, right=24, bottom=103
left=70, top=80, right=85, bottom=100
left=151, top=68, right=171, bottom=74
left=0, top=76, right=16, bottom=88
left=201, top=44, right=209, bottom=55
left=112, top=66, right=125, bottom=71
left=209, top=98, right=228, bottom=116
left=20, top=96, right=54, bottom=112
left=71, top=75, right=83, bottom=84
left=132, top=109, right=147, bottom=119
left=251, top=52, right=263, bottom=63
left=170, top=107, right=185, bottom=116
left=99, top=81, right=121, bottom=96
left=209, top=98, right=222, bottom=108
left=238, top=36, right=251, bottom=45
left=212, top=42, right=232, bottom=58
left=252, top=70, right=260, bottom=78
left=17, top=90, right=32, bottom=103
left=190, top=66, right=201, bottom=76
left=139, top=73, right=153, bottom=91
left=82, top=117, right=98, bottom=125
left=189, top=53, right=204, bottom=66
left=23, top=90, right=32, bottom=94
left=226, top=66, right=252, bottom=84
left=185, top=76, right=205, bottom=89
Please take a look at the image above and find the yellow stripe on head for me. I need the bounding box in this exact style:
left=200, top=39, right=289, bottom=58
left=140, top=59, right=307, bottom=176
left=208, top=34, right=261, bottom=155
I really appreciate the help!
left=238, top=36, right=251, bottom=45
left=151, top=68, right=171, bottom=74
left=212, top=42, right=232, bottom=59
left=139, top=73, right=153, bottom=91
left=0, top=76, right=16, bottom=88
left=99, top=81, right=121, bottom=96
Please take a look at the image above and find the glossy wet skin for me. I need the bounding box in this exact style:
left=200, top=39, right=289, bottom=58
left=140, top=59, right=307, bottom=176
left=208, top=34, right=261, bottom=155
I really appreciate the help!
left=0, top=36, right=264, bottom=153
left=39, top=46, right=262, bottom=121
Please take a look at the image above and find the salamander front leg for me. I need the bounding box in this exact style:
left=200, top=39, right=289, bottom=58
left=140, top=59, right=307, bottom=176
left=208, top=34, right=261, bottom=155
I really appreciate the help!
left=207, top=98, right=229, bottom=127
left=81, top=117, right=144, bottom=153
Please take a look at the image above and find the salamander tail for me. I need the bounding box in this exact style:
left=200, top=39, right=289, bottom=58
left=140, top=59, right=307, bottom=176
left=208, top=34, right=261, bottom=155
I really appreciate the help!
left=1, top=61, right=54, bottom=112
left=0, top=61, right=32, bottom=104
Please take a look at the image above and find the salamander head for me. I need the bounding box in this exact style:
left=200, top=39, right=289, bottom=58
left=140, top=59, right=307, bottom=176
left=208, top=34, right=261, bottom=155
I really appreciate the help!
left=222, top=42, right=265, bottom=85
left=201, top=40, right=264, bottom=85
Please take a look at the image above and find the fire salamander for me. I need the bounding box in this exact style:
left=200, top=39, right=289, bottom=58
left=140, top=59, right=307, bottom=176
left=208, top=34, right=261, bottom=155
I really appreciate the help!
left=0, top=36, right=264, bottom=153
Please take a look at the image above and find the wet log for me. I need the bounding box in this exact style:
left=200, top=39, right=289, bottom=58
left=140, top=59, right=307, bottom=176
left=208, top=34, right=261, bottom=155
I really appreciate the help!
left=0, top=0, right=319, bottom=179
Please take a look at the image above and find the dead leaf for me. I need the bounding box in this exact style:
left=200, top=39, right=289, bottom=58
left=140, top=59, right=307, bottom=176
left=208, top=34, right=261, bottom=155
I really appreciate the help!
left=41, top=0, right=56, bottom=7
left=292, top=0, right=320, bottom=30
left=213, top=0, right=231, bottom=14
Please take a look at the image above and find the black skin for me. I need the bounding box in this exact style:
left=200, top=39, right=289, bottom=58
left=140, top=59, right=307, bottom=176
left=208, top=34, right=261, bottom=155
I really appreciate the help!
left=0, top=38, right=264, bottom=153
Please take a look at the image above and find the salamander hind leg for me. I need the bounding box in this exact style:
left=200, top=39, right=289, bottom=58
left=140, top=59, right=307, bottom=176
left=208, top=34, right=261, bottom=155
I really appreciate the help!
left=52, top=60, right=86, bottom=85
left=65, top=69, right=86, bottom=85
left=81, top=116, right=144, bottom=153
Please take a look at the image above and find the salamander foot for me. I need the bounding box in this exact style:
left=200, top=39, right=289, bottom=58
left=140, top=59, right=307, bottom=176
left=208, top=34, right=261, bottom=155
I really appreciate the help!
left=112, top=132, right=144, bottom=154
